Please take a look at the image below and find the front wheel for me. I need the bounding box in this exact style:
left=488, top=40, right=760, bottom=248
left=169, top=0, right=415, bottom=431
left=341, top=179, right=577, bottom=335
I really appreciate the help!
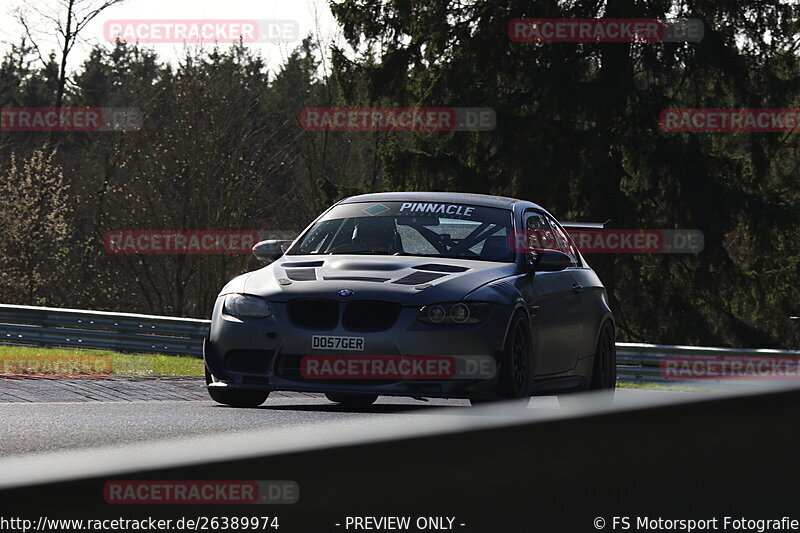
left=325, top=392, right=378, bottom=406
left=205, top=368, right=269, bottom=408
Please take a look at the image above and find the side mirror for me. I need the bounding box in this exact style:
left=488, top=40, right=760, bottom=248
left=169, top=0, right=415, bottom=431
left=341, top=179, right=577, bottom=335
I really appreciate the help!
left=252, top=240, right=292, bottom=263
left=530, top=250, right=571, bottom=272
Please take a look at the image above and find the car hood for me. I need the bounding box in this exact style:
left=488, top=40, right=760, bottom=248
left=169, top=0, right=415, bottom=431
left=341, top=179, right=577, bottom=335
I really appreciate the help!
left=228, top=255, right=518, bottom=305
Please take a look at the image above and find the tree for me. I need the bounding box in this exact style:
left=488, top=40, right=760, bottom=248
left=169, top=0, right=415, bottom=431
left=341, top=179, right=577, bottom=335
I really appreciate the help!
left=14, top=0, right=126, bottom=109
left=0, top=146, right=73, bottom=305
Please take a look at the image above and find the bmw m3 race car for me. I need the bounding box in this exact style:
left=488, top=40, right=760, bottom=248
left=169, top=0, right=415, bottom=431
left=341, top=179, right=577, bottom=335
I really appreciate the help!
left=204, top=192, right=615, bottom=407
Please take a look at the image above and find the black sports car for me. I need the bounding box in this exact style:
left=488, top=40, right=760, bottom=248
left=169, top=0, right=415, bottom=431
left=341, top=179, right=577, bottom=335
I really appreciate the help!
left=204, top=192, right=615, bottom=407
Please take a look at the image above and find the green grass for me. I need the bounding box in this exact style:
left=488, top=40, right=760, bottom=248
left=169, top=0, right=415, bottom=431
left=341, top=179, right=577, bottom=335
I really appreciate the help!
left=617, top=380, right=717, bottom=392
left=0, top=345, right=204, bottom=377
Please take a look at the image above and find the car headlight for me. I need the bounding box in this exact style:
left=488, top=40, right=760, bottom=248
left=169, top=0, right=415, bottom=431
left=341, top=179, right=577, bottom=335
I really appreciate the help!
left=417, top=303, right=489, bottom=325
left=223, top=294, right=273, bottom=318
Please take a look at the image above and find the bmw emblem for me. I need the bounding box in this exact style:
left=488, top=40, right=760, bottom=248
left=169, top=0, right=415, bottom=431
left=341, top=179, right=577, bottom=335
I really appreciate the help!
left=338, top=289, right=354, bottom=297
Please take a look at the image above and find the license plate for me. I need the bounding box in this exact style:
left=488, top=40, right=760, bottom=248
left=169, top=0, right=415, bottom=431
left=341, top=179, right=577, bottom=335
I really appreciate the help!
left=311, top=335, right=364, bottom=351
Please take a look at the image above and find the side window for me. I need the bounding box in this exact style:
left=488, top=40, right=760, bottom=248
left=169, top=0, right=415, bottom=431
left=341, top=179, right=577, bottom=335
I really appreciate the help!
left=544, top=215, right=579, bottom=267
left=524, top=213, right=553, bottom=250
left=522, top=212, right=550, bottom=265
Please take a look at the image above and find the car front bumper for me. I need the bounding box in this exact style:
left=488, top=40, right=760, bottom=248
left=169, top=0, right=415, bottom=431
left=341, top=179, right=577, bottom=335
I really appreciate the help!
left=204, top=298, right=514, bottom=399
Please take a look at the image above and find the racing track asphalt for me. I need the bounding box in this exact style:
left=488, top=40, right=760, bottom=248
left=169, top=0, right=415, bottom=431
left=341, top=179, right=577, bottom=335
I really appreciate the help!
left=0, top=385, right=705, bottom=458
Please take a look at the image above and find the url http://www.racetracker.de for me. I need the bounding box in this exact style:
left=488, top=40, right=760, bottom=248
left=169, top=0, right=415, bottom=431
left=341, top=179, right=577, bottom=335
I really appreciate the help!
left=0, top=516, right=280, bottom=532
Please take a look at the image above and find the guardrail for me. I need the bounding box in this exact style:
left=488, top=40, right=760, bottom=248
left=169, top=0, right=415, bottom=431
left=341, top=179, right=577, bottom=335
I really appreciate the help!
left=0, top=304, right=209, bottom=357
left=616, top=342, right=800, bottom=383
left=1, top=305, right=797, bottom=382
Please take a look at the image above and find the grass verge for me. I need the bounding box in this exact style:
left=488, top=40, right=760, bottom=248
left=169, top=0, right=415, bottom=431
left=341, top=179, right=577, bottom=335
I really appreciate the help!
left=617, top=380, right=718, bottom=392
left=0, top=345, right=204, bottom=377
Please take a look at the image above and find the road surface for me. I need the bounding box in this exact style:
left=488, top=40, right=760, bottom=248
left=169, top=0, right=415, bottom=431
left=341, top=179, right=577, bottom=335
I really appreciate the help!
left=0, top=381, right=704, bottom=457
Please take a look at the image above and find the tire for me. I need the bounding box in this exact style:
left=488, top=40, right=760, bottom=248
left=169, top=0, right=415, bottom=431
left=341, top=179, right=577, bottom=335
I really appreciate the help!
left=205, top=368, right=269, bottom=408
left=558, top=321, right=615, bottom=409
left=467, top=312, right=532, bottom=406
left=497, top=311, right=533, bottom=400
left=591, top=321, right=616, bottom=390
left=325, top=392, right=379, bottom=406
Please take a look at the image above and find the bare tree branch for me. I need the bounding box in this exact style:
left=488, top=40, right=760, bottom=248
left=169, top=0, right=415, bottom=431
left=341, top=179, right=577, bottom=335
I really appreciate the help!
left=14, top=10, right=48, bottom=68
left=14, top=0, right=127, bottom=108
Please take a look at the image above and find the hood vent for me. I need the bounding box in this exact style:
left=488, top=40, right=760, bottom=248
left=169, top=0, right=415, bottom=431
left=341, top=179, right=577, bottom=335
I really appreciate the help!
left=285, top=268, right=317, bottom=281
left=413, top=263, right=469, bottom=273
left=324, top=276, right=390, bottom=283
left=393, top=271, right=447, bottom=285
left=281, top=261, right=324, bottom=268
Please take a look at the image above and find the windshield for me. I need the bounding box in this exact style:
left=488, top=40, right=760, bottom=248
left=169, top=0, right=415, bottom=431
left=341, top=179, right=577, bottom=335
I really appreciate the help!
left=288, top=201, right=515, bottom=262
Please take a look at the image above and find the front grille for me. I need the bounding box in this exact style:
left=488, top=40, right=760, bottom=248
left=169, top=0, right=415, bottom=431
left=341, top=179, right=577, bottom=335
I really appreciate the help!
left=287, top=299, right=339, bottom=329
left=343, top=300, right=401, bottom=332
left=223, top=349, right=275, bottom=373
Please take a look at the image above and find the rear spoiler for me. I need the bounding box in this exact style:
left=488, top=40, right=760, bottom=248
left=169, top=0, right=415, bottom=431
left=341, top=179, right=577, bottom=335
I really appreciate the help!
left=559, top=220, right=609, bottom=230
left=559, top=221, right=609, bottom=259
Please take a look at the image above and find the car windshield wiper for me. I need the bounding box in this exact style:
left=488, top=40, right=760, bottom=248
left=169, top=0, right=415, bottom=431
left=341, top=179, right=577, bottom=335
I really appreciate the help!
left=328, top=250, right=393, bottom=255
left=393, top=252, right=491, bottom=261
